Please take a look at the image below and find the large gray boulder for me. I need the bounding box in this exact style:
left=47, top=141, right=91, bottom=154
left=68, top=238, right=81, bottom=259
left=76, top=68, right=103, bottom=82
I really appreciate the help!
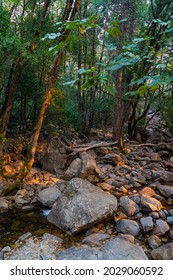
left=40, top=137, right=67, bottom=176
left=56, top=237, right=148, bottom=260
left=47, top=178, right=117, bottom=235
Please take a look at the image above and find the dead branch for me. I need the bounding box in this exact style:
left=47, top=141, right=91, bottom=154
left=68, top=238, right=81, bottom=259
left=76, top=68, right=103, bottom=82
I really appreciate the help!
left=67, top=141, right=118, bottom=156
left=129, top=142, right=173, bottom=148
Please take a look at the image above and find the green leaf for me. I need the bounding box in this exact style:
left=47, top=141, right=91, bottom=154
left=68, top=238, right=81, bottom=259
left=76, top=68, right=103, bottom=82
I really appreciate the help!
left=125, top=91, right=138, bottom=96
left=108, top=64, right=122, bottom=71
left=63, top=79, right=79, bottom=86
left=107, top=27, right=121, bottom=38
left=42, top=33, right=61, bottom=41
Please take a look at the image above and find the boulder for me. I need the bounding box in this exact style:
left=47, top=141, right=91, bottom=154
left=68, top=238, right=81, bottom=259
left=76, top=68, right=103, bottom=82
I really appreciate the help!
left=157, top=184, right=173, bottom=198
left=63, top=158, right=81, bottom=180
left=151, top=219, right=169, bottom=236
left=79, top=152, right=101, bottom=183
left=40, top=137, right=67, bottom=175
left=119, top=196, right=139, bottom=216
left=47, top=178, right=117, bottom=235
left=115, top=219, right=140, bottom=237
left=140, top=217, right=154, bottom=233
left=56, top=237, right=148, bottom=260
left=140, top=195, right=162, bottom=212
left=37, top=186, right=62, bottom=207
left=151, top=242, right=173, bottom=260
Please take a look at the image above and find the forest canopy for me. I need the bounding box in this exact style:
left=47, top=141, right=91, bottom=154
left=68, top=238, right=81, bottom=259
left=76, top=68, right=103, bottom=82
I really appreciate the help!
left=0, top=0, right=173, bottom=178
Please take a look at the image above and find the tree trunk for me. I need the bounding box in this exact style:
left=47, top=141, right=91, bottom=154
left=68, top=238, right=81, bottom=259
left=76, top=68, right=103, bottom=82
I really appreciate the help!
left=0, top=59, right=24, bottom=136
left=16, top=0, right=80, bottom=181
left=112, top=68, right=123, bottom=144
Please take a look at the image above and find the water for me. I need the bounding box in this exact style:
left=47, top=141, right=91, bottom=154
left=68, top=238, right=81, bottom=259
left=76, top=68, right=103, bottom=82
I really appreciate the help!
left=0, top=209, right=84, bottom=249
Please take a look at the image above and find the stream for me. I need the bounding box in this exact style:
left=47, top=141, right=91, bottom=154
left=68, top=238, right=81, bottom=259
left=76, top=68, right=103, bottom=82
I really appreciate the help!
left=0, top=209, right=84, bottom=249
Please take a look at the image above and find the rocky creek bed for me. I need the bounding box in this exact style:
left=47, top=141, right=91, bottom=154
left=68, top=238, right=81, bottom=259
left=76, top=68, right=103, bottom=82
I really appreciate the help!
left=1, top=123, right=173, bottom=260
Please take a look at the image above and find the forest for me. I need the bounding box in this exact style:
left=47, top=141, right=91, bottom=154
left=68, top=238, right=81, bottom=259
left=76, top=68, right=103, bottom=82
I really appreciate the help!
left=0, top=0, right=173, bottom=260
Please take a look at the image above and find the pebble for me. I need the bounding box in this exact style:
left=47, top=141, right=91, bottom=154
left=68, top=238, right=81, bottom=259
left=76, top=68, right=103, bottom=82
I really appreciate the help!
left=140, top=217, right=154, bottom=233
left=147, top=235, right=161, bottom=249
left=151, top=220, right=170, bottom=236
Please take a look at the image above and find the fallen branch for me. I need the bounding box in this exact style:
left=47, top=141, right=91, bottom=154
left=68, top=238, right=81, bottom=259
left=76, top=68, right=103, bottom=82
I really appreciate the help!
left=129, top=142, right=173, bottom=148
left=67, top=141, right=118, bottom=156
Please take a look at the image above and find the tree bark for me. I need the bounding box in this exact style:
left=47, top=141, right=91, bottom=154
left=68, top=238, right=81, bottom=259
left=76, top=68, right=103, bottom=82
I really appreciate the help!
left=113, top=67, right=123, bottom=143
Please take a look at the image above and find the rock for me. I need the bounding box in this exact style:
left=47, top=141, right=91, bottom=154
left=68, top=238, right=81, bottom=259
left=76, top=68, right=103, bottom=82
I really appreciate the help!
left=63, top=158, right=81, bottom=180
left=149, top=212, right=160, bottom=219
left=151, top=219, right=170, bottom=236
left=140, top=195, right=162, bottom=212
left=40, top=137, right=67, bottom=175
left=57, top=247, right=100, bottom=260
left=47, top=178, right=117, bottom=235
left=151, top=242, right=173, bottom=260
left=153, top=171, right=173, bottom=183
left=0, top=252, right=4, bottom=260
left=5, top=236, right=62, bottom=260
left=158, top=210, right=167, bottom=219
left=42, top=233, right=63, bottom=243
left=56, top=237, right=148, bottom=260
left=147, top=235, right=161, bottom=249
left=166, top=217, right=173, bottom=224
left=102, top=237, right=148, bottom=260
left=169, top=230, right=173, bottom=239
left=0, top=198, right=8, bottom=213
left=131, top=174, right=147, bottom=185
left=115, top=219, right=140, bottom=237
left=129, top=194, right=141, bottom=204
left=97, top=182, right=115, bottom=191
left=150, top=153, right=161, bottom=162
left=2, top=246, right=11, bottom=253
left=117, top=233, right=135, bottom=244
left=157, top=184, right=173, bottom=198
left=140, top=217, right=154, bottom=233
left=19, top=232, right=32, bottom=241
left=79, top=152, right=101, bottom=183
left=106, top=174, right=126, bottom=187
left=140, top=187, right=155, bottom=197
left=37, top=186, right=62, bottom=207
left=119, top=196, right=139, bottom=216
left=169, top=209, right=173, bottom=216
left=102, top=154, right=124, bottom=166
left=15, top=197, right=29, bottom=206
left=82, top=233, right=110, bottom=246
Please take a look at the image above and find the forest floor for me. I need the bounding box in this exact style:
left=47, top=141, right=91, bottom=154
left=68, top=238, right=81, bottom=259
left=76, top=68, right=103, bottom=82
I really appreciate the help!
left=0, top=115, right=173, bottom=260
